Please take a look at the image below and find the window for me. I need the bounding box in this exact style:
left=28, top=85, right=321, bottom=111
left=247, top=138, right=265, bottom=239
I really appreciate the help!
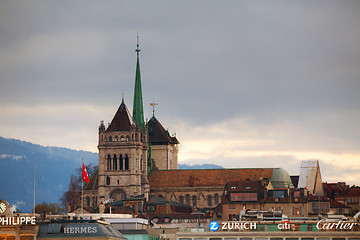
left=312, top=202, right=330, bottom=214
left=113, top=155, right=117, bottom=170
left=185, top=194, right=190, bottom=205
left=274, top=190, right=285, bottom=198
left=107, top=155, right=111, bottom=170
left=109, top=136, right=112, bottom=142
left=126, top=135, right=130, bottom=141
left=114, top=136, right=118, bottom=141
left=120, top=136, right=124, bottom=141
left=119, top=154, right=123, bottom=170
left=294, top=190, right=300, bottom=198
left=230, top=192, right=257, bottom=202
left=179, top=196, right=184, bottom=204
left=125, top=154, right=129, bottom=170
left=106, top=176, right=110, bottom=185
left=228, top=204, right=236, bottom=210
left=138, top=202, right=142, bottom=212
left=192, top=195, right=197, bottom=206
left=86, top=197, right=90, bottom=207
left=214, top=193, right=219, bottom=205
left=207, top=195, right=213, bottom=206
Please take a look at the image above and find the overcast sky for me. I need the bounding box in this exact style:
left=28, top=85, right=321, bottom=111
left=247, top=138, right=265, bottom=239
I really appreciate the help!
left=1, top=0, right=359, bottom=185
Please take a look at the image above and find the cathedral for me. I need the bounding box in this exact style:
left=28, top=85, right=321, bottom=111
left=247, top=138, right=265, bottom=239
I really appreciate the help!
left=82, top=38, right=180, bottom=209
left=81, top=38, right=310, bottom=212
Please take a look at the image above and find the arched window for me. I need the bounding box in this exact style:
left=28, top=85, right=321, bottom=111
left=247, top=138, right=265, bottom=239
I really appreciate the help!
left=114, top=136, right=118, bottom=141
left=185, top=194, right=190, bottom=205
left=192, top=195, right=197, bottom=206
left=207, top=195, right=213, bottom=207
left=113, top=155, right=117, bottom=170
left=106, top=176, right=110, bottom=185
left=120, top=136, right=125, bottom=141
left=107, top=155, right=111, bottom=171
left=86, top=196, right=90, bottom=207
left=179, top=196, right=184, bottom=204
left=119, top=154, right=123, bottom=170
left=125, top=154, right=129, bottom=170
left=214, top=193, right=219, bottom=205
left=126, top=135, right=130, bottom=141
left=109, top=136, right=112, bottom=142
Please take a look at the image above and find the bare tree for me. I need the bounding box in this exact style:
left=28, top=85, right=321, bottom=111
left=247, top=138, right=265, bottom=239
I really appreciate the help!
left=60, top=163, right=98, bottom=210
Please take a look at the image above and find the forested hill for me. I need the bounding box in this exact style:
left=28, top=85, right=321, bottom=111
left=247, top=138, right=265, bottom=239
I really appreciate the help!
left=0, top=137, right=97, bottom=212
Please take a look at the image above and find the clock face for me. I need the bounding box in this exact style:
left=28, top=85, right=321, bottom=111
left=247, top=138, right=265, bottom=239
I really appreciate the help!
left=0, top=202, right=6, bottom=213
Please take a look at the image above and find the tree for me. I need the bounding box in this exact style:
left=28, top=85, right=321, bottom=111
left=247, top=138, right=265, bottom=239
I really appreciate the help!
left=35, top=202, right=64, bottom=216
left=60, top=163, right=98, bottom=210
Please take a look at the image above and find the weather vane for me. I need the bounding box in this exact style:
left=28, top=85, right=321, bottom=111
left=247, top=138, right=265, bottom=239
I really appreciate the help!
left=150, top=101, right=158, bottom=117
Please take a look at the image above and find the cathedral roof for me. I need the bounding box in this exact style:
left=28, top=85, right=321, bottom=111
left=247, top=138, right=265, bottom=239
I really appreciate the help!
left=107, top=100, right=133, bottom=131
left=148, top=116, right=179, bottom=145
left=148, top=168, right=273, bottom=188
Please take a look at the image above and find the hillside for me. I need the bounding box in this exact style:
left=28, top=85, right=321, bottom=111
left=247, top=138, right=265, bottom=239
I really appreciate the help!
left=0, top=137, right=97, bottom=212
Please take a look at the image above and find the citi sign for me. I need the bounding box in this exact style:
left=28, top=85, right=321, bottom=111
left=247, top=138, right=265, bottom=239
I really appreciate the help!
left=277, top=220, right=294, bottom=230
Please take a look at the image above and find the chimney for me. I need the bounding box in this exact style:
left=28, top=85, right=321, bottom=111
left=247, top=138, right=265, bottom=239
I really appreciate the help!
left=99, top=202, right=105, bottom=214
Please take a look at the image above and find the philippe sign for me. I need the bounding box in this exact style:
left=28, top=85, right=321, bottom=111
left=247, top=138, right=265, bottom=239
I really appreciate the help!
left=0, top=216, right=36, bottom=226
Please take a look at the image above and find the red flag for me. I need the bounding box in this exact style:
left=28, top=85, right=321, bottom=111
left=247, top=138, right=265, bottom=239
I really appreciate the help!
left=82, top=163, right=90, bottom=183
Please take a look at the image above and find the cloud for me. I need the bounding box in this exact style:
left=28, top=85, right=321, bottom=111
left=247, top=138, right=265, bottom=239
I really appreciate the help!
left=171, top=116, right=360, bottom=185
left=0, top=104, right=116, bottom=152
left=0, top=1, right=359, bottom=186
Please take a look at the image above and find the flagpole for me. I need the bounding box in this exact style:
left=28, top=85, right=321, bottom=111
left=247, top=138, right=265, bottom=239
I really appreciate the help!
left=82, top=159, right=84, bottom=215
left=33, top=165, right=36, bottom=215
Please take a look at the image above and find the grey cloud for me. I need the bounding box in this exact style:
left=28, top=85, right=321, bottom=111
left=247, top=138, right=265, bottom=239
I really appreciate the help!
left=0, top=1, right=359, bottom=183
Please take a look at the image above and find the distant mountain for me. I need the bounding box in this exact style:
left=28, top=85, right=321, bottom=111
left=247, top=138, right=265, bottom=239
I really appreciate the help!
left=0, top=137, right=97, bottom=212
left=0, top=137, right=223, bottom=212
left=178, top=163, right=223, bottom=169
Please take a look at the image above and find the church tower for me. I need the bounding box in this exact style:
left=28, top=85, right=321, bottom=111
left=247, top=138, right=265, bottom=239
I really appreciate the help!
left=97, top=37, right=149, bottom=203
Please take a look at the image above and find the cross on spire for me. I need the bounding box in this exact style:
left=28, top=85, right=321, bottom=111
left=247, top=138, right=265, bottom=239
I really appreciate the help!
left=136, top=33, right=141, bottom=55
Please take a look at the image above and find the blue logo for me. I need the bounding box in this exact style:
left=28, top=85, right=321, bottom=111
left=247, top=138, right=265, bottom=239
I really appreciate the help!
left=209, top=221, right=219, bottom=231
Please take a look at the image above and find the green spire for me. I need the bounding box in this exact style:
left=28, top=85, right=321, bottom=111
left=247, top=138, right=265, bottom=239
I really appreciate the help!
left=133, top=34, right=144, bottom=128
left=146, top=121, right=152, bottom=175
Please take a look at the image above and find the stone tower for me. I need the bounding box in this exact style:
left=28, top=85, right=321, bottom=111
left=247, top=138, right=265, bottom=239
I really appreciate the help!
left=147, top=115, right=179, bottom=170
left=97, top=38, right=149, bottom=203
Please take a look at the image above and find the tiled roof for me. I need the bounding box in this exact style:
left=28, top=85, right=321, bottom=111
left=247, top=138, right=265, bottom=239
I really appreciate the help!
left=148, top=116, right=179, bottom=145
left=329, top=199, right=351, bottom=208
left=340, top=187, right=360, bottom=197
left=225, top=180, right=264, bottom=192
left=148, top=168, right=273, bottom=188
left=107, top=101, right=133, bottom=131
